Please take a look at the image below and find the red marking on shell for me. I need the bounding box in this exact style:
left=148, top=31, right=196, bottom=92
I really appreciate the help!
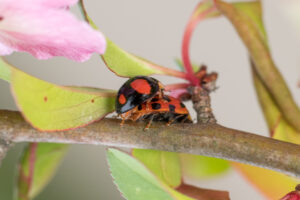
left=0, top=16, right=3, bottom=21
left=130, top=79, right=151, bottom=94
left=91, top=99, right=95, bottom=103
left=44, top=96, right=48, bottom=102
left=118, top=94, right=126, bottom=104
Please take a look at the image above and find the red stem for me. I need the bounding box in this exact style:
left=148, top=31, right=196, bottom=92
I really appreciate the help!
left=181, top=2, right=217, bottom=86
left=27, top=143, right=38, bottom=192
left=165, top=83, right=190, bottom=91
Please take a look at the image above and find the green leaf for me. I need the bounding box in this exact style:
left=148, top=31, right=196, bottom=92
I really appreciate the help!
left=78, top=2, right=185, bottom=79
left=132, top=149, right=181, bottom=188
left=233, top=162, right=298, bottom=200
left=17, top=143, right=68, bottom=200
left=107, top=148, right=196, bottom=200
left=243, top=68, right=300, bottom=199
left=215, top=0, right=300, bottom=132
left=0, top=58, right=11, bottom=82
left=107, top=148, right=174, bottom=200
left=10, top=67, right=116, bottom=131
left=209, top=1, right=300, bottom=198
left=174, top=59, right=201, bottom=73
left=252, top=68, right=300, bottom=142
left=180, top=154, right=230, bottom=179
left=103, top=39, right=186, bottom=78
left=232, top=2, right=266, bottom=41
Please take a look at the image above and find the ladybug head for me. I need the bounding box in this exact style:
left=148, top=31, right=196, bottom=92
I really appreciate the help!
left=115, top=76, right=163, bottom=114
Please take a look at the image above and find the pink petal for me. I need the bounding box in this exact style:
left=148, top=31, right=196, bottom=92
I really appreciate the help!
left=0, top=1, right=106, bottom=62
left=169, top=89, right=189, bottom=99
left=30, top=0, right=78, bottom=8
left=10, top=0, right=78, bottom=8
left=0, top=40, right=13, bottom=55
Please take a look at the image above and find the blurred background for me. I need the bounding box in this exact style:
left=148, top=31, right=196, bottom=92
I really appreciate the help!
left=1, top=0, right=300, bottom=199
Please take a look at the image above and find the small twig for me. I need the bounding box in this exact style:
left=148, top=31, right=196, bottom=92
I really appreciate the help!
left=190, top=86, right=216, bottom=124
left=1, top=110, right=300, bottom=178
left=27, top=143, right=37, bottom=192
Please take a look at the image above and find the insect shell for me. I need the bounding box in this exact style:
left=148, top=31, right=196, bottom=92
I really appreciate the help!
left=115, top=76, right=164, bottom=114
left=119, top=94, right=192, bottom=129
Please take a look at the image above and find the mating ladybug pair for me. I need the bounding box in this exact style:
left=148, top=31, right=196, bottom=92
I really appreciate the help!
left=115, top=76, right=192, bottom=129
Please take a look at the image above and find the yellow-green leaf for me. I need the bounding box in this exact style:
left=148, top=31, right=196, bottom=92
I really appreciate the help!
left=107, top=148, right=195, bottom=200
left=17, top=143, right=68, bottom=200
left=0, top=58, right=11, bottom=82
left=237, top=69, right=300, bottom=199
left=233, top=162, right=298, bottom=199
left=102, top=39, right=185, bottom=78
left=174, top=59, right=202, bottom=73
left=232, top=2, right=266, bottom=41
left=253, top=68, right=300, bottom=143
left=132, top=149, right=181, bottom=188
left=78, top=2, right=185, bottom=79
left=10, top=67, right=116, bottom=131
left=215, top=0, right=300, bottom=132
left=210, top=1, right=300, bottom=198
left=180, top=154, right=230, bottom=180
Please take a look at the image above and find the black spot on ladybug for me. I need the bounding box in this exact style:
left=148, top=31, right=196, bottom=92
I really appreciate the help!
left=163, top=96, right=171, bottom=102
left=115, top=76, right=161, bottom=114
left=169, top=104, right=176, bottom=112
left=138, top=104, right=142, bottom=111
left=180, top=102, right=185, bottom=108
left=151, top=97, right=159, bottom=102
left=151, top=103, right=161, bottom=110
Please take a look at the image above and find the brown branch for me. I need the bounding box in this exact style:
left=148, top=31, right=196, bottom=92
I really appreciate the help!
left=190, top=86, right=216, bottom=124
left=1, top=110, right=300, bottom=178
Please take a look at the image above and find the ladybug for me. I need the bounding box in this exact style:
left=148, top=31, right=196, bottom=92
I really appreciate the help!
left=116, top=76, right=164, bottom=114
left=119, top=94, right=192, bottom=129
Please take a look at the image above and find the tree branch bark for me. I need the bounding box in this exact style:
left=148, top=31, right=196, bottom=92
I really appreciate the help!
left=1, top=110, right=300, bottom=178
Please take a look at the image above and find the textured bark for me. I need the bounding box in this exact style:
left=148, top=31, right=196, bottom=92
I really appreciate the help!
left=191, top=86, right=216, bottom=124
left=1, top=110, right=300, bottom=178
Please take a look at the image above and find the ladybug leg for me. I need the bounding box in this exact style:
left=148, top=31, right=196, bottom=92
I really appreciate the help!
left=145, top=100, right=151, bottom=111
left=119, top=111, right=132, bottom=126
left=166, top=114, right=184, bottom=126
left=181, top=115, right=188, bottom=123
left=120, top=116, right=126, bottom=126
left=180, top=115, right=193, bottom=124
left=132, top=112, right=143, bottom=122
left=144, top=114, right=156, bottom=130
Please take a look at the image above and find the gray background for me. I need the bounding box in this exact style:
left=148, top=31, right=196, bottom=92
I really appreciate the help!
left=1, top=0, right=300, bottom=199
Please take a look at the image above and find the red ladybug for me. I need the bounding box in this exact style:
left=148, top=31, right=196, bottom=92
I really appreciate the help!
left=119, top=94, right=192, bottom=129
left=116, top=76, right=164, bottom=114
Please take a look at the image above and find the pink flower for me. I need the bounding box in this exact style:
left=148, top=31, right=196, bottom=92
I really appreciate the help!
left=0, top=0, right=106, bottom=62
